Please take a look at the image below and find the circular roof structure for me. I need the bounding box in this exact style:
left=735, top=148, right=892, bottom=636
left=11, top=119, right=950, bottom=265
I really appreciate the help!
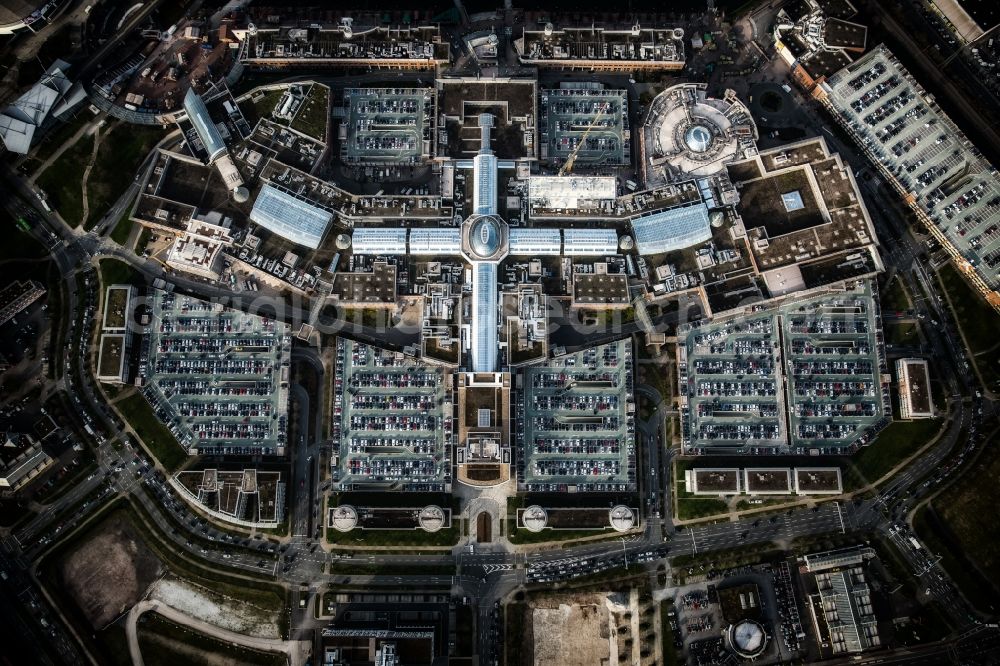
left=418, top=505, right=445, bottom=533
left=330, top=505, right=358, bottom=532
left=522, top=505, right=548, bottom=532
left=684, top=124, right=713, bottom=153
left=468, top=214, right=503, bottom=258
left=609, top=505, right=636, bottom=532
left=642, top=83, right=758, bottom=183
left=728, top=619, right=768, bottom=659
left=619, top=235, right=635, bottom=251
left=233, top=186, right=250, bottom=203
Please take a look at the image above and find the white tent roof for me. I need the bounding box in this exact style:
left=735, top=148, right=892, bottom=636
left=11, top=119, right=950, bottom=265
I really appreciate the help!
left=0, top=60, right=75, bottom=154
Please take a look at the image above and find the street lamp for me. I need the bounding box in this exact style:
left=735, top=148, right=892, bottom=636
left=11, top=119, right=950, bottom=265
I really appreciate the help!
left=620, top=536, right=628, bottom=568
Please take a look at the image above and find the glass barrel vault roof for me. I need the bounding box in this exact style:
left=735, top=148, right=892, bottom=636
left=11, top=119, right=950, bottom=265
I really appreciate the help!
left=631, top=203, right=712, bottom=255
left=249, top=184, right=334, bottom=250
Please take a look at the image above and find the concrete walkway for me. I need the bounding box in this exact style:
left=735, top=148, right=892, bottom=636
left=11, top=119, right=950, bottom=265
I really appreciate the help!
left=126, top=599, right=309, bottom=666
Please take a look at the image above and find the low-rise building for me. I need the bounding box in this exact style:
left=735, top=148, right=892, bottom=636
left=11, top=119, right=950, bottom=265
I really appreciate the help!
left=515, top=24, right=685, bottom=71
left=896, top=358, right=934, bottom=419
left=799, top=546, right=881, bottom=656
left=0, top=59, right=84, bottom=153
left=0, top=432, right=53, bottom=491
left=0, top=280, right=45, bottom=326
left=165, top=213, right=234, bottom=280
left=173, top=468, right=285, bottom=527
left=774, top=0, right=868, bottom=90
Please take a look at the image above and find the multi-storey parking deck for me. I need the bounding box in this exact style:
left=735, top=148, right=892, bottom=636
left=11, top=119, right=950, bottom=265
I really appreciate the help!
left=779, top=282, right=889, bottom=452
left=341, top=88, right=434, bottom=165
left=539, top=87, right=629, bottom=166
left=679, top=314, right=786, bottom=454
left=516, top=339, right=635, bottom=492
left=331, top=339, right=452, bottom=491
left=679, top=280, right=888, bottom=454
left=820, top=45, right=1000, bottom=306
left=143, top=290, right=290, bottom=455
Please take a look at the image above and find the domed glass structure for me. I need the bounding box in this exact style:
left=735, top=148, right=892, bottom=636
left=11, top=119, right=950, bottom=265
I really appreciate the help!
left=729, top=619, right=768, bottom=658
left=684, top=124, right=713, bottom=153
left=469, top=214, right=503, bottom=258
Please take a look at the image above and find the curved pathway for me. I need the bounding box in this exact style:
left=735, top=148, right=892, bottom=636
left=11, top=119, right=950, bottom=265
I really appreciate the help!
left=126, top=599, right=308, bottom=666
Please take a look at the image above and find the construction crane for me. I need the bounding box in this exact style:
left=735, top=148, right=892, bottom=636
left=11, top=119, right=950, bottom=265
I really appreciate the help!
left=558, top=102, right=608, bottom=176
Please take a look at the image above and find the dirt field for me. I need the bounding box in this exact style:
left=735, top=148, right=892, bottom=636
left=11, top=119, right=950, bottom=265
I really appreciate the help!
left=530, top=592, right=631, bottom=666
left=150, top=577, right=281, bottom=638
left=59, top=518, right=164, bottom=628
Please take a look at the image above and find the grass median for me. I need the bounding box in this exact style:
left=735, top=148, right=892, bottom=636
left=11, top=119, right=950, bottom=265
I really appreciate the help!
left=116, top=393, right=187, bottom=472
left=325, top=524, right=459, bottom=548
left=937, top=263, right=1000, bottom=392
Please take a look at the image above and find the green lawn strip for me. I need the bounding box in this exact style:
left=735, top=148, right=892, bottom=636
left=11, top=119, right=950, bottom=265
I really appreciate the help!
left=506, top=522, right=620, bottom=545
left=45, top=262, right=65, bottom=377
left=35, top=131, right=94, bottom=227
left=98, top=257, right=141, bottom=287
left=110, top=212, right=135, bottom=246
left=325, top=525, right=459, bottom=548
left=850, top=418, right=942, bottom=485
left=669, top=545, right=781, bottom=584
left=504, top=603, right=526, bottom=666
left=137, top=612, right=286, bottom=666
left=855, top=417, right=943, bottom=479
left=135, top=227, right=153, bottom=255
left=734, top=497, right=792, bottom=511
left=329, top=561, right=456, bottom=576
left=115, top=393, right=187, bottom=472
left=885, top=322, right=919, bottom=346
left=880, top=276, right=911, bottom=312
left=85, top=124, right=164, bottom=230
left=29, top=113, right=93, bottom=165
left=676, top=497, right=729, bottom=521
left=289, top=83, right=329, bottom=141
left=936, top=263, right=1000, bottom=392
left=936, top=264, right=999, bottom=354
